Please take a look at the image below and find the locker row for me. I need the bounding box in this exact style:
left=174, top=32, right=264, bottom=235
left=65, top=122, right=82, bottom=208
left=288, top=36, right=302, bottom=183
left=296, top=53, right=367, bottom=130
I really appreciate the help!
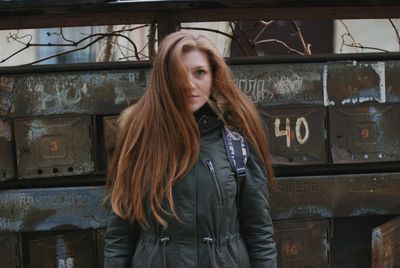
left=1, top=60, right=400, bottom=118
left=1, top=103, right=400, bottom=181
left=1, top=217, right=398, bottom=268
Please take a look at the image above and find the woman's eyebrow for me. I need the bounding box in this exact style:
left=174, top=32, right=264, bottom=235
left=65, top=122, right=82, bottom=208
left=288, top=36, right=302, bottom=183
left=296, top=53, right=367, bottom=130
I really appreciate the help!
left=193, top=65, right=210, bottom=69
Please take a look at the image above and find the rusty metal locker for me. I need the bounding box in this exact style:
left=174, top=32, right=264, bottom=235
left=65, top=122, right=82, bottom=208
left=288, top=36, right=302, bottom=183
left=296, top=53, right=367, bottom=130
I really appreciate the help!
left=97, top=229, right=106, bottom=268
left=28, top=230, right=97, bottom=268
left=372, top=216, right=400, bottom=268
left=274, top=219, right=330, bottom=267
left=0, top=119, right=15, bottom=181
left=329, top=104, right=400, bottom=163
left=230, top=63, right=324, bottom=106
left=259, top=106, right=327, bottom=165
left=14, top=116, right=94, bottom=179
left=0, top=233, right=20, bottom=267
left=326, top=61, right=384, bottom=106
left=103, top=116, right=119, bottom=167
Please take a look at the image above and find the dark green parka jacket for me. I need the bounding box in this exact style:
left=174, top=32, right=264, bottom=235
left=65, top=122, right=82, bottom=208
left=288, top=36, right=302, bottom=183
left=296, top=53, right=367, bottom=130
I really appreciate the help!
left=104, top=109, right=277, bottom=268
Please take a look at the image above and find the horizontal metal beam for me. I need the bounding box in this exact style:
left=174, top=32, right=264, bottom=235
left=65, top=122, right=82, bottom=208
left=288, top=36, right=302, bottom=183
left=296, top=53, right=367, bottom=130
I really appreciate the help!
left=1, top=5, right=400, bottom=30
left=271, top=172, right=400, bottom=220
left=1, top=172, right=400, bottom=231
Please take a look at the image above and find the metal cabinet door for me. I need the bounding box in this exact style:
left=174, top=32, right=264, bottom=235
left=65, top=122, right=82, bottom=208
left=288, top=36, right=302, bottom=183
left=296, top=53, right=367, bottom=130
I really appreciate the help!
left=103, top=116, right=119, bottom=167
left=97, top=229, right=106, bottom=268
left=372, top=216, right=400, bottom=268
left=28, top=230, right=97, bottom=268
left=0, top=119, right=15, bottom=181
left=0, top=233, right=20, bottom=268
left=14, top=116, right=94, bottom=179
left=274, top=219, right=330, bottom=268
left=259, top=106, right=327, bottom=165
left=329, top=104, right=400, bottom=163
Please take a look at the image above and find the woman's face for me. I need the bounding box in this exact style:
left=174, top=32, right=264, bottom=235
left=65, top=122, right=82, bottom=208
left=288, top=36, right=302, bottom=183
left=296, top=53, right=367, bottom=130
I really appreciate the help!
left=182, top=49, right=213, bottom=112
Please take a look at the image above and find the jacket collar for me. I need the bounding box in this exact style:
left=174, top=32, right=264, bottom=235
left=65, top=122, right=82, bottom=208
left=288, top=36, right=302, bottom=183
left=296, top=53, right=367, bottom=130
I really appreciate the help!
left=197, top=115, right=223, bottom=135
left=194, top=103, right=223, bottom=135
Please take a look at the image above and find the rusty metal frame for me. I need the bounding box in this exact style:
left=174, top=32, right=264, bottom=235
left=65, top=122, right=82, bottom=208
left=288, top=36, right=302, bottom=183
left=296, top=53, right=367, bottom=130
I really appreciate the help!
left=0, top=1, right=400, bottom=31
left=1, top=171, right=400, bottom=231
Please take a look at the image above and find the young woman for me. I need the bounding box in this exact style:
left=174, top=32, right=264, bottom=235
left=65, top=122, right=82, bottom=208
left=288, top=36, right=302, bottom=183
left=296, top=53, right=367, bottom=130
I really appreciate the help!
left=104, top=31, right=277, bottom=268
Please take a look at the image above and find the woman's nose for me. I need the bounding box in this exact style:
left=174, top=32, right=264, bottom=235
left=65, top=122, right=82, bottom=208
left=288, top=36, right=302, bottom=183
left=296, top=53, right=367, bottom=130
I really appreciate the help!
left=189, top=77, right=196, bottom=89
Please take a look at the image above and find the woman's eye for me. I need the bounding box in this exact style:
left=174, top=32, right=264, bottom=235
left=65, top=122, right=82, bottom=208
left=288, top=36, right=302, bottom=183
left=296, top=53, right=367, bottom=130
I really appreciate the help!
left=194, top=70, right=206, bottom=78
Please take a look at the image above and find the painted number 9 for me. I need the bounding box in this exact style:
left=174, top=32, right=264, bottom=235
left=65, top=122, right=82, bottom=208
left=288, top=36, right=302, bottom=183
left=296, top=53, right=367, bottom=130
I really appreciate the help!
left=274, top=117, right=310, bottom=147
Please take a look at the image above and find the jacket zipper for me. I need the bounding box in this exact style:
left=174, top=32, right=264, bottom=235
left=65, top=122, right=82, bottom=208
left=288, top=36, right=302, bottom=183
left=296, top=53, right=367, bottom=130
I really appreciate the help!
left=206, top=160, right=223, bottom=204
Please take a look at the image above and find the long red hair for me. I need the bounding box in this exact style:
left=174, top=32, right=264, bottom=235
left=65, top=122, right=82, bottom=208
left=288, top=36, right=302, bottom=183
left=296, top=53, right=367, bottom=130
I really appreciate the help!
left=106, top=31, right=274, bottom=227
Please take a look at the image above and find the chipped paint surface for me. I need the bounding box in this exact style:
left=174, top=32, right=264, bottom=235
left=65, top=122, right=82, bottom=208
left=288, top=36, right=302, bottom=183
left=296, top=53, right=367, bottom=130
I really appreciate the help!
left=0, top=186, right=107, bottom=232
left=370, top=61, right=386, bottom=103
left=350, top=207, right=388, bottom=216
left=323, top=64, right=335, bottom=106
left=326, top=61, right=384, bottom=105
left=340, top=96, right=381, bottom=105
left=23, top=75, right=92, bottom=115
left=0, top=119, right=11, bottom=141
left=0, top=77, right=15, bottom=116
left=14, top=116, right=94, bottom=179
left=231, top=63, right=323, bottom=106
left=27, top=119, right=48, bottom=143
left=274, top=219, right=330, bottom=266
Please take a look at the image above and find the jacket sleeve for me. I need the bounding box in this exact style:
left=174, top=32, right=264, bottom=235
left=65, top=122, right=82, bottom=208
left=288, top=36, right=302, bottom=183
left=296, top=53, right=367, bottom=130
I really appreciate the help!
left=104, top=209, right=140, bottom=268
left=239, top=148, right=277, bottom=268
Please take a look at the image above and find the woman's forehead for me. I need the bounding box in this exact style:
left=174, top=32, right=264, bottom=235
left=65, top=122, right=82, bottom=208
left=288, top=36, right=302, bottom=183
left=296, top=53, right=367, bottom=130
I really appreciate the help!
left=182, top=50, right=210, bottom=67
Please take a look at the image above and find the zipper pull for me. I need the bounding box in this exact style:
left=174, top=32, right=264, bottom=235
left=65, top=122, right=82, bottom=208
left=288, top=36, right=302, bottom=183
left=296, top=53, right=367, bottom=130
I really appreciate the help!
left=206, top=160, right=215, bottom=172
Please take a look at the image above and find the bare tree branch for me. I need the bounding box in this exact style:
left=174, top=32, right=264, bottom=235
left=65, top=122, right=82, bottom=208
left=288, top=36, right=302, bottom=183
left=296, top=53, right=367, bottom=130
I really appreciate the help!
left=181, top=25, right=249, bottom=57
left=254, top=39, right=305, bottom=55
left=2, top=24, right=149, bottom=65
left=232, top=21, right=254, bottom=53
left=229, top=22, right=249, bottom=56
left=103, top=25, right=116, bottom=61
left=339, top=20, right=359, bottom=53
left=389, top=18, right=400, bottom=50
left=148, top=22, right=157, bottom=59
left=253, top=20, right=274, bottom=42
left=291, top=20, right=312, bottom=55
left=343, top=43, right=389, bottom=52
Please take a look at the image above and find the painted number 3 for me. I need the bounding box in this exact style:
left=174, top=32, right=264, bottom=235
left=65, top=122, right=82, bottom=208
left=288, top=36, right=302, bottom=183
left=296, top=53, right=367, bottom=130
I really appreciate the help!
left=274, top=117, right=310, bottom=147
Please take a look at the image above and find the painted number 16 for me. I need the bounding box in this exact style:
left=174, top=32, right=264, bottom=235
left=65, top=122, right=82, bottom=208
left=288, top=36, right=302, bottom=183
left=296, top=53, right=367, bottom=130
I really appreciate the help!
left=274, top=117, right=310, bottom=147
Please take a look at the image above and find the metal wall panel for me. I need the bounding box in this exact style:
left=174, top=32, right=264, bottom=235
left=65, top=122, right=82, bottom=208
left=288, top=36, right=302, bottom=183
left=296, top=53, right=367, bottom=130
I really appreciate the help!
left=326, top=61, right=384, bottom=106
left=0, top=186, right=107, bottom=232
left=103, top=116, right=119, bottom=167
left=259, top=106, right=327, bottom=165
left=97, top=229, right=106, bottom=268
left=93, top=70, right=148, bottom=114
left=28, top=230, right=97, bottom=268
left=5, top=69, right=149, bottom=117
left=0, top=233, right=19, bottom=268
left=329, top=104, right=400, bottom=163
left=274, top=219, right=330, bottom=268
left=372, top=216, right=400, bottom=268
left=332, top=216, right=394, bottom=268
left=0, top=119, right=15, bottom=181
left=271, top=173, right=400, bottom=220
left=14, top=116, right=94, bottom=179
left=230, top=63, right=323, bottom=106
left=386, top=61, right=400, bottom=103
left=0, top=76, right=15, bottom=117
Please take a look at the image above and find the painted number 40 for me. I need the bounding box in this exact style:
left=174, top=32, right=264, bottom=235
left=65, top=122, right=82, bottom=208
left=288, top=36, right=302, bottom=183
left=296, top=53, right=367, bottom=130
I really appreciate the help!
left=274, top=117, right=310, bottom=147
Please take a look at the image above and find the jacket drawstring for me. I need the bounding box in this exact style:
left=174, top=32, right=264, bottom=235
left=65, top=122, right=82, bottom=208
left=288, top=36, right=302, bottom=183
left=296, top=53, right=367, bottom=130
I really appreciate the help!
left=203, top=236, right=217, bottom=268
left=160, top=236, right=170, bottom=268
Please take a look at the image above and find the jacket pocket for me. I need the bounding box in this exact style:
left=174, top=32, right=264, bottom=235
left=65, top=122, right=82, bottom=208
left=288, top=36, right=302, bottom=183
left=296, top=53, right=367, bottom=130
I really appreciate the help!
left=222, top=246, right=239, bottom=268
left=206, top=160, right=223, bottom=204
